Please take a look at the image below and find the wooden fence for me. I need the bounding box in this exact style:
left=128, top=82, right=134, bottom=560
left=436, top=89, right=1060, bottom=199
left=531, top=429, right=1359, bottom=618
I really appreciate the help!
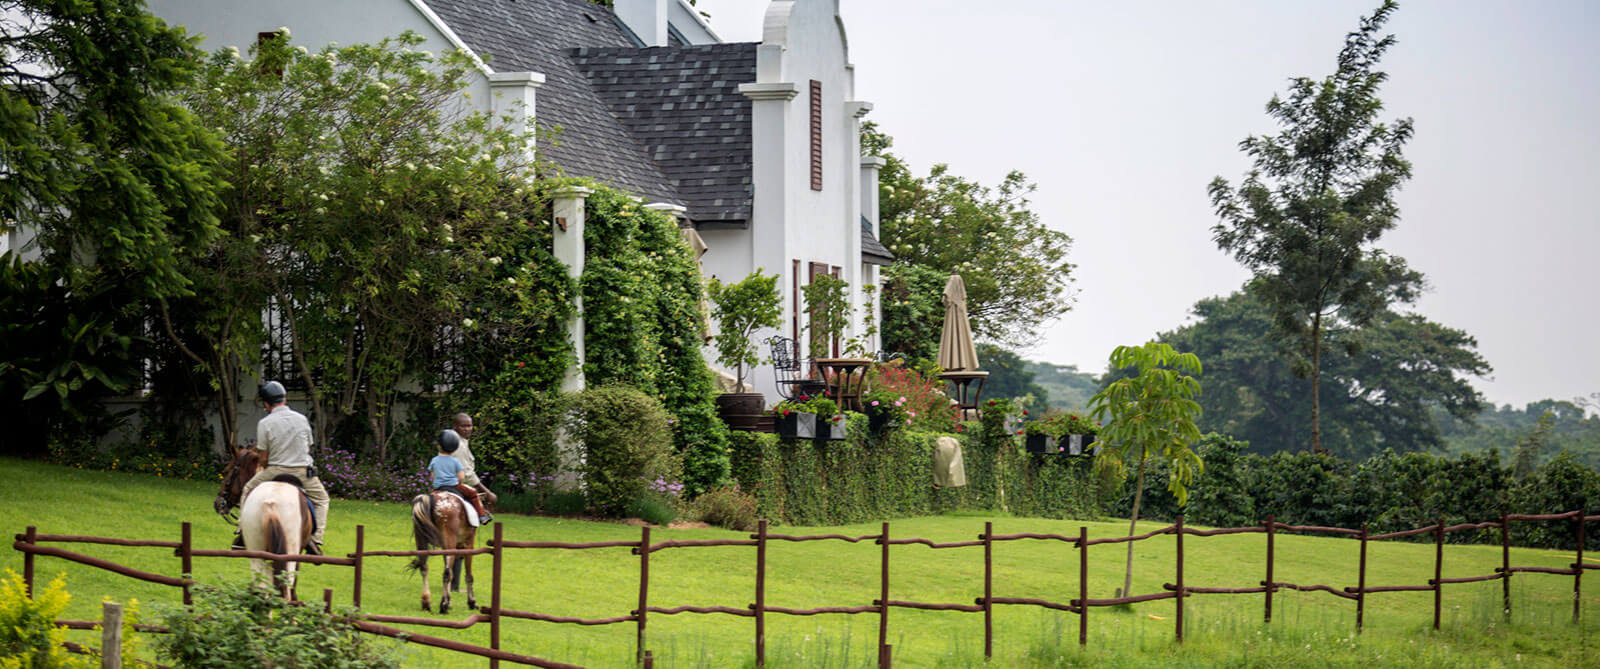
left=12, top=510, right=1600, bottom=668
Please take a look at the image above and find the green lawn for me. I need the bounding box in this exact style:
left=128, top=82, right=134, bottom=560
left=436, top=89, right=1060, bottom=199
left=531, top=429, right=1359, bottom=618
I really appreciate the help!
left=3, top=457, right=1596, bottom=667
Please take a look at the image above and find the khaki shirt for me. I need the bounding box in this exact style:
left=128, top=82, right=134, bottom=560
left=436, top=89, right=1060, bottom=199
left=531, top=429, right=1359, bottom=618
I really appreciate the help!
left=454, top=438, right=480, bottom=487
left=257, top=405, right=314, bottom=467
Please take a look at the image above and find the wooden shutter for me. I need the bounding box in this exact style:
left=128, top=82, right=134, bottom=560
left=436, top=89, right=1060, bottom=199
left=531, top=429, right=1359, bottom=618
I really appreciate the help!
left=809, top=80, right=822, bottom=191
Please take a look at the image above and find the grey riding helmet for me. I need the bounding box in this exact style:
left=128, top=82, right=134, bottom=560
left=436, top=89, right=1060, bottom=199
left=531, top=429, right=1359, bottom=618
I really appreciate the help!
left=257, top=380, right=287, bottom=404
left=438, top=429, right=460, bottom=454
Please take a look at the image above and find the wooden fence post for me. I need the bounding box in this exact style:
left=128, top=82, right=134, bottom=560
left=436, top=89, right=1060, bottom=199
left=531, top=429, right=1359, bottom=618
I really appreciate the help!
left=353, top=525, right=364, bottom=609
left=1078, top=526, right=1088, bottom=646
left=180, top=522, right=193, bottom=606
left=23, top=526, right=35, bottom=598
left=101, top=600, right=122, bottom=669
left=1356, top=524, right=1368, bottom=633
left=878, top=522, right=890, bottom=669
left=982, top=521, right=992, bottom=659
left=755, top=520, right=767, bottom=669
left=1574, top=512, right=1585, bottom=623
left=1175, top=515, right=1184, bottom=643
left=636, top=525, right=651, bottom=667
left=323, top=588, right=333, bottom=614
left=1501, top=512, right=1511, bottom=621
left=491, top=521, right=504, bottom=669
left=1263, top=515, right=1274, bottom=624
left=1433, top=518, right=1444, bottom=631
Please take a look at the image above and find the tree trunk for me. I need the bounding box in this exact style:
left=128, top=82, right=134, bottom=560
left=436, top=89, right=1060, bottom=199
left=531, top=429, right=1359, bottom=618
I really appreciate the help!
left=1120, top=451, right=1148, bottom=599
left=1310, top=309, right=1324, bottom=454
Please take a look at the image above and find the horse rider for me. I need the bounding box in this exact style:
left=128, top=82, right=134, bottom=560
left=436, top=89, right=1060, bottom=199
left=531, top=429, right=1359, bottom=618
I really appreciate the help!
left=232, top=381, right=331, bottom=555
left=451, top=413, right=498, bottom=509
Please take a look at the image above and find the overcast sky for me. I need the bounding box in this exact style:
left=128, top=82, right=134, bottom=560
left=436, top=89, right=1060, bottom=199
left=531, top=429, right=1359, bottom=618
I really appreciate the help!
left=692, top=0, right=1599, bottom=410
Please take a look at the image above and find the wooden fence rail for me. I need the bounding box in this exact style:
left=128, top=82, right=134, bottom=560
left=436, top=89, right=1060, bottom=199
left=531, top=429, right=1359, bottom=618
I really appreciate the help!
left=12, top=511, right=1600, bottom=668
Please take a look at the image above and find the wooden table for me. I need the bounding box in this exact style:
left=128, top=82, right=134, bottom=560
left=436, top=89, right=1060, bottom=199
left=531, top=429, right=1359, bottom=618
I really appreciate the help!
left=815, top=357, right=873, bottom=412
left=938, top=370, right=990, bottom=420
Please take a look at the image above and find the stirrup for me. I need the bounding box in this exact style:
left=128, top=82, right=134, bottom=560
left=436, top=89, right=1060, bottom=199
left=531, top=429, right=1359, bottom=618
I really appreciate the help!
left=303, top=541, right=323, bottom=556
left=231, top=534, right=245, bottom=550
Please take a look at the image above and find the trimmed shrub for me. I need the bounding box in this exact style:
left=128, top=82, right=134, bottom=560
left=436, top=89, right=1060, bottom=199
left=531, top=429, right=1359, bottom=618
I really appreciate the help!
left=0, top=571, right=99, bottom=668
left=691, top=485, right=760, bottom=531
left=568, top=386, right=680, bottom=517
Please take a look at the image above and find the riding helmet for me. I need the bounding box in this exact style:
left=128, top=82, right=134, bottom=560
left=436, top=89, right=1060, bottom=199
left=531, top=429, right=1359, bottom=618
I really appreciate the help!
left=257, top=380, right=287, bottom=404
left=438, top=429, right=461, bottom=454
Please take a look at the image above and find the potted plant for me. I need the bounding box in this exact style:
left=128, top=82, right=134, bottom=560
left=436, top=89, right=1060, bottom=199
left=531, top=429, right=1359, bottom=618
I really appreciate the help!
left=807, top=396, right=846, bottom=442
left=862, top=387, right=909, bottom=437
left=708, top=270, right=783, bottom=430
left=772, top=395, right=819, bottom=440
left=1059, top=411, right=1099, bottom=456
left=1022, top=414, right=1056, bottom=454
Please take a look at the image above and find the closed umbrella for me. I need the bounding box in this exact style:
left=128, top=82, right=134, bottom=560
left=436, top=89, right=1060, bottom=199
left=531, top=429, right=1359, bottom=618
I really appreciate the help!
left=937, top=274, right=980, bottom=371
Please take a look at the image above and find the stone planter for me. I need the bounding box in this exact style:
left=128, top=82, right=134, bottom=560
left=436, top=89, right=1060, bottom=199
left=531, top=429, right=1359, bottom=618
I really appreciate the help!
left=1063, top=433, right=1097, bottom=456
left=1024, top=433, right=1056, bottom=454
left=816, top=415, right=847, bottom=442
left=775, top=411, right=817, bottom=440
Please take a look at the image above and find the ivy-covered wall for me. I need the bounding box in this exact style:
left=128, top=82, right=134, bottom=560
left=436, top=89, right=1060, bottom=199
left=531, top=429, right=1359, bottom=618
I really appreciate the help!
left=728, top=414, right=1108, bottom=526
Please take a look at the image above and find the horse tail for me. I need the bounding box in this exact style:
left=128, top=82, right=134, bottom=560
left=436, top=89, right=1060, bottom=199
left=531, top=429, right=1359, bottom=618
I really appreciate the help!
left=263, top=507, right=289, bottom=579
left=409, top=493, right=441, bottom=573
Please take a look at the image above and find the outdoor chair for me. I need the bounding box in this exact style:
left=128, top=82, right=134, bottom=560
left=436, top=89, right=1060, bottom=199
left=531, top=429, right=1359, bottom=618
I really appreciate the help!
left=766, top=335, right=827, bottom=400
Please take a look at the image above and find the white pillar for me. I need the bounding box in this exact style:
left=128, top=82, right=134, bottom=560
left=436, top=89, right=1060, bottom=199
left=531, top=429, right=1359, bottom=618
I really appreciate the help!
left=614, top=0, right=670, bottom=47
left=859, top=156, right=887, bottom=355
left=489, top=72, right=545, bottom=163
left=552, top=186, right=593, bottom=393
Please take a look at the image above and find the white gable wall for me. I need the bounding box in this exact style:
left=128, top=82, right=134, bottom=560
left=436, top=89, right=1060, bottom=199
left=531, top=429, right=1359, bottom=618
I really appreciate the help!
left=145, top=0, right=493, bottom=108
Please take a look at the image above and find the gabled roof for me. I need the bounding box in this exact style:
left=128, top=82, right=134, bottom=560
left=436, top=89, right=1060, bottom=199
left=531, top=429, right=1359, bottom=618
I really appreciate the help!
left=423, top=0, right=682, bottom=207
left=569, top=44, right=755, bottom=226
left=862, top=216, right=894, bottom=266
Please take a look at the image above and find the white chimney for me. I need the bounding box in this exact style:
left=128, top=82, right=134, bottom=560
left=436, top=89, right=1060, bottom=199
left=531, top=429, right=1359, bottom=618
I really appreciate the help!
left=614, top=0, right=669, bottom=47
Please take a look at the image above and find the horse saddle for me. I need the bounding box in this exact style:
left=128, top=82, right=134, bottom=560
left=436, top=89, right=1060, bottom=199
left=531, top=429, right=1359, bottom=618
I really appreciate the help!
left=434, top=488, right=481, bottom=527
left=270, top=474, right=318, bottom=524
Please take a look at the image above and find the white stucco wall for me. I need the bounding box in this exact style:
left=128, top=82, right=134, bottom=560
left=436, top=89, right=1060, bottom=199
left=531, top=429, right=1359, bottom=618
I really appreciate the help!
left=145, top=0, right=493, bottom=108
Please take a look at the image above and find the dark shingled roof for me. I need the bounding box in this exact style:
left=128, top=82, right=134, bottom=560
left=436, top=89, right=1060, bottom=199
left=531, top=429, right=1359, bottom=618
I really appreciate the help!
left=423, top=0, right=681, bottom=206
left=862, top=216, right=894, bottom=266
left=569, top=44, right=755, bottom=225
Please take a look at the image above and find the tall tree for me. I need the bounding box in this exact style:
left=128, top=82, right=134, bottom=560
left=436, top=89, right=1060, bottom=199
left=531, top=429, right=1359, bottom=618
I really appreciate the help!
left=1154, top=282, right=1488, bottom=458
left=864, top=123, right=1074, bottom=350
left=0, top=0, right=224, bottom=444
left=1208, top=0, right=1415, bottom=454
left=974, top=343, right=1049, bottom=409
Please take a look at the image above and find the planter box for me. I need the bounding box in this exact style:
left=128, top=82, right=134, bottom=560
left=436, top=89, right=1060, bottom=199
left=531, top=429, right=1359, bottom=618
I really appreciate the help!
left=775, top=412, right=817, bottom=440
left=1064, top=434, right=1097, bottom=456
left=816, top=415, right=847, bottom=442
left=1024, top=433, right=1056, bottom=454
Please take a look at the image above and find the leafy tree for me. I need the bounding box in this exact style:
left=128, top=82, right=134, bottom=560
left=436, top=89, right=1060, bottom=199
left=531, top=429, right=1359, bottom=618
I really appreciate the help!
left=707, top=270, right=783, bottom=392
left=878, top=262, right=945, bottom=364
left=184, top=31, right=549, bottom=459
left=1026, top=360, right=1100, bottom=411
left=800, top=273, right=850, bottom=359
left=863, top=123, right=1074, bottom=348
left=1151, top=283, right=1487, bottom=458
left=1208, top=1, right=1416, bottom=454
left=1087, top=341, right=1203, bottom=598
left=0, top=0, right=224, bottom=445
left=974, top=343, right=1049, bottom=409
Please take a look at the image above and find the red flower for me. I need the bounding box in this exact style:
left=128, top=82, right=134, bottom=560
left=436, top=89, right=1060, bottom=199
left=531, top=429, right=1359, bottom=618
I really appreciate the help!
left=516, top=361, right=525, bottom=368
left=1068, top=415, right=1078, bottom=421
left=1022, top=410, right=1029, bottom=416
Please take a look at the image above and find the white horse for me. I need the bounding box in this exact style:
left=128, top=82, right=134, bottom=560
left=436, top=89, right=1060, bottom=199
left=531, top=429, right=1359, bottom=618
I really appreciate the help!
left=217, top=448, right=314, bottom=599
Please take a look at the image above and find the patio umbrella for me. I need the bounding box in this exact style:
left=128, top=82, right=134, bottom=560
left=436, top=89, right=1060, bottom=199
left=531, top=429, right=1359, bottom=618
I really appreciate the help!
left=937, top=274, right=980, bottom=371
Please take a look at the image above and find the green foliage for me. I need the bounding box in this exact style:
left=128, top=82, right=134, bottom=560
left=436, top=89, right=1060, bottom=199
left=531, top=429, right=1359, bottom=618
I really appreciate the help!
left=864, top=122, right=1075, bottom=348
left=869, top=362, right=958, bottom=433
left=878, top=263, right=945, bottom=364
left=1025, top=360, right=1099, bottom=412
left=470, top=379, right=568, bottom=499
left=689, top=485, right=760, bottom=531
left=1510, top=451, right=1600, bottom=549
left=973, top=344, right=1049, bottom=408
left=156, top=580, right=398, bottom=668
left=773, top=394, right=837, bottom=418
left=1442, top=399, right=1600, bottom=472
left=185, top=30, right=558, bottom=459
left=1151, top=283, right=1489, bottom=458
left=706, top=270, right=782, bottom=391
left=1209, top=1, right=1421, bottom=454
left=1090, top=342, right=1205, bottom=506
left=626, top=497, right=678, bottom=526
left=0, top=571, right=92, bottom=668
left=567, top=386, right=681, bottom=517
left=799, top=273, right=850, bottom=359
left=579, top=182, right=729, bottom=496
left=1512, top=411, right=1557, bottom=479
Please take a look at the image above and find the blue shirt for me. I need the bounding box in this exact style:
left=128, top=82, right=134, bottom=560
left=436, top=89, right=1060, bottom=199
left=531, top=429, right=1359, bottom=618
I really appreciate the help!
left=430, top=454, right=462, bottom=488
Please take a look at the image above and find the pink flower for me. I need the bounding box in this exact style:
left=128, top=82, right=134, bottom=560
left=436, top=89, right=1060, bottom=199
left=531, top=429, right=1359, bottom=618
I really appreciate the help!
left=908, top=411, right=917, bottom=417
left=871, top=400, right=880, bottom=406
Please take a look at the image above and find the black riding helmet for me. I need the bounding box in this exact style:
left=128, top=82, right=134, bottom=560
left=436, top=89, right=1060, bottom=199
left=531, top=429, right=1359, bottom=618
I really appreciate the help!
left=438, top=429, right=461, bottom=454
left=257, top=381, right=287, bottom=404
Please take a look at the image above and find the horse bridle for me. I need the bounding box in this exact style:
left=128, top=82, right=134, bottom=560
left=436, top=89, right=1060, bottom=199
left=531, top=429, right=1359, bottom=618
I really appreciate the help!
left=214, top=449, right=242, bottom=525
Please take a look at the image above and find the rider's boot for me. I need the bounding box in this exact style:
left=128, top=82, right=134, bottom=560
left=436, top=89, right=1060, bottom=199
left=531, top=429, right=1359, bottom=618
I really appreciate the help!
left=231, top=530, right=245, bottom=550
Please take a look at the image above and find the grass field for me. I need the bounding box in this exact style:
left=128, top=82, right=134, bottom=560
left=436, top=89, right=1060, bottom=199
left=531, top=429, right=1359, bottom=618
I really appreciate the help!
left=3, top=456, right=1597, bottom=667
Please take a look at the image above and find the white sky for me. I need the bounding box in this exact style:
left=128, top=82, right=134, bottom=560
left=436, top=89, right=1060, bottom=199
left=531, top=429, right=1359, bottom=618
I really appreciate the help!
left=691, top=0, right=1599, bottom=410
